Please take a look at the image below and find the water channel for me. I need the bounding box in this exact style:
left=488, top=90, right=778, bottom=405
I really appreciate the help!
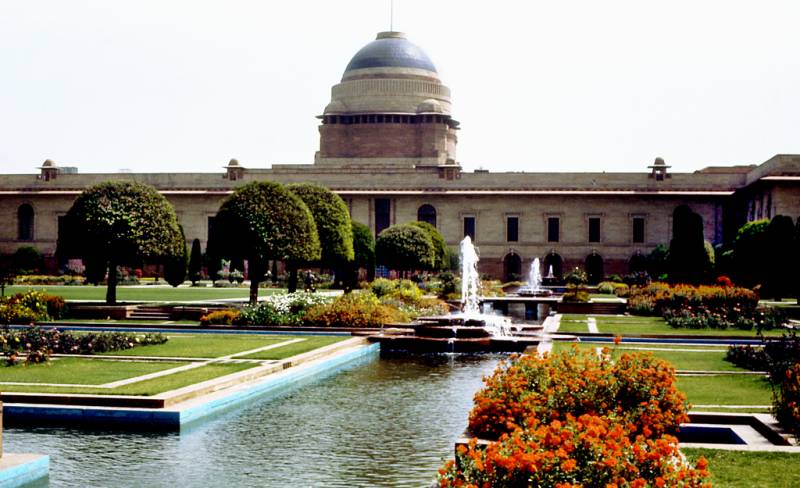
left=7, top=353, right=502, bottom=488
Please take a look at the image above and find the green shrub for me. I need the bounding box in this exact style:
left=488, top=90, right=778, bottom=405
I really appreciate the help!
left=236, top=292, right=331, bottom=326
left=199, top=309, right=241, bottom=326
left=564, top=267, right=588, bottom=285
left=303, top=291, right=407, bottom=328
left=562, top=284, right=589, bottom=303
left=370, top=278, right=396, bottom=298
left=12, top=246, right=43, bottom=275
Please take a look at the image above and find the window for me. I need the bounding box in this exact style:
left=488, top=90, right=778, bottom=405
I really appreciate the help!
left=463, top=216, right=476, bottom=241
left=506, top=216, right=519, bottom=242
left=17, top=204, right=34, bottom=241
left=588, top=217, right=600, bottom=243
left=632, top=217, right=645, bottom=244
left=417, top=204, right=437, bottom=227
left=374, top=198, right=391, bottom=236
left=547, top=217, right=559, bottom=243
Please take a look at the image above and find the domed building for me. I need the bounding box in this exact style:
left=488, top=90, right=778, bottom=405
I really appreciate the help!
left=317, top=32, right=459, bottom=171
left=1, top=32, right=799, bottom=280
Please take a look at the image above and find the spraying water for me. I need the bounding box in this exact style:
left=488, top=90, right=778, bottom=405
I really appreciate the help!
left=528, top=257, right=542, bottom=292
left=460, top=236, right=481, bottom=315
left=457, top=236, right=513, bottom=337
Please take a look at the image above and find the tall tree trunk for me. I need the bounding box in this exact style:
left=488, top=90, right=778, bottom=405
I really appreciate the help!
left=106, top=261, right=118, bottom=305
left=248, top=258, right=264, bottom=305
left=287, top=264, right=298, bottom=293
left=271, top=260, right=278, bottom=284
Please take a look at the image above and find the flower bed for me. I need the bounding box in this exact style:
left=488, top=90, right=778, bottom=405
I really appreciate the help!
left=0, top=290, right=68, bottom=325
left=1, top=326, right=167, bottom=365
left=438, top=348, right=710, bottom=487
left=628, top=282, right=786, bottom=330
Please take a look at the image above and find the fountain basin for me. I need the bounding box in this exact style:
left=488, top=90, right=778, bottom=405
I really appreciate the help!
left=369, top=335, right=537, bottom=353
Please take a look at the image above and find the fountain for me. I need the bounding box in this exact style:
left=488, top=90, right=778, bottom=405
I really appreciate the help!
left=517, top=258, right=552, bottom=297
left=371, top=236, right=541, bottom=353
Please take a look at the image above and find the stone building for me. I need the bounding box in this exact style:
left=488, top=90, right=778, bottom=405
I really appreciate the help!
left=2, top=32, right=799, bottom=280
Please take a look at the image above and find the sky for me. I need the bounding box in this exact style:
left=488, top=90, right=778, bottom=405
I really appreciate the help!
left=1, top=0, right=799, bottom=175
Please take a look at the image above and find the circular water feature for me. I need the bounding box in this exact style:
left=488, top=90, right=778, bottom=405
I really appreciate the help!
left=6, top=353, right=502, bottom=488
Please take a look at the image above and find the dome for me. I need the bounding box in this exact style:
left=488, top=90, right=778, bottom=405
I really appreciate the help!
left=324, top=100, right=348, bottom=114
left=416, top=99, right=443, bottom=114
left=344, top=32, right=437, bottom=74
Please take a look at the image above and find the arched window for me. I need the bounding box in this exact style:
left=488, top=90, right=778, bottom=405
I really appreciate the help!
left=17, top=204, right=34, bottom=241
left=629, top=252, right=648, bottom=274
left=543, top=252, right=563, bottom=280
left=417, top=204, right=437, bottom=227
left=585, top=253, right=604, bottom=285
left=503, top=253, right=522, bottom=282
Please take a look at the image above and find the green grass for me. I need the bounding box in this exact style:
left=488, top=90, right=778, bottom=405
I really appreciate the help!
left=100, top=334, right=291, bottom=358
left=0, top=362, right=256, bottom=396
left=0, top=358, right=182, bottom=384
left=560, top=314, right=588, bottom=321
left=683, top=449, right=800, bottom=488
left=556, top=321, right=590, bottom=333
left=678, top=375, right=772, bottom=407
left=234, top=336, right=350, bottom=360
left=550, top=342, right=745, bottom=371
left=591, top=315, right=786, bottom=337
left=50, top=318, right=200, bottom=325
left=5, top=285, right=285, bottom=302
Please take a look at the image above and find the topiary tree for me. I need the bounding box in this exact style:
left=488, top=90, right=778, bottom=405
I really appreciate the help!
left=409, top=221, right=448, bottom=270
left=731, top=219, right=770, bottom=289
left=342, top=220, right=375, bottom=289
left=58, top=181, right=185, bottom=304
left=376, top=223, right=434, bottom=276
left=0, top=254, right=16, bottom=297
left=188, top=238, right=203, bottom=285
left=667, top=205, right=711, bottom=284
left=164, top=226, right=188, bottom=287
left=211, top=181, right=320, bottom=304
left=12, top=245, right=43, bottom=275
left=765, top=215, right=796, bottom=300
left=287, top=183, right=353, bottom=292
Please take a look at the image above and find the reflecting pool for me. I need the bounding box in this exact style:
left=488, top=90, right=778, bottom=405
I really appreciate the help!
left=7, top=353, right=502, bottom=488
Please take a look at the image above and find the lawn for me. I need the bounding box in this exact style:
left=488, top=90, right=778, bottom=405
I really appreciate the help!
left=683, top=449, right=800, bottom=488
left=100, top=334, right=294, bottom=358
left=0, top=362, right=256, bottom=396
left=556, top=321, right=590, bottom=333
left=677, top=375, right=772, bottom=407
left=551, top=342, right=746, bottom=372
left=591, top=315, right=786, bottom=337
left=5, top=285, right=285, bottom=302
left=0, top=357, right=182, bottom=385
left=234, top=336, right=350, bottom=360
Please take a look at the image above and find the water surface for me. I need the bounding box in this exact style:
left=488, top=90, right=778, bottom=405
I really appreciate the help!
left=7, top=353, right=501, bottom=488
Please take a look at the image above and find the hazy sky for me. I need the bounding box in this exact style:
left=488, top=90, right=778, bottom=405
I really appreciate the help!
left=1, top=0, right=798, bottom=174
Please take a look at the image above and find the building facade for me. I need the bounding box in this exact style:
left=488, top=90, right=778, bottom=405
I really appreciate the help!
left=2, top=32, right=800, bottom=280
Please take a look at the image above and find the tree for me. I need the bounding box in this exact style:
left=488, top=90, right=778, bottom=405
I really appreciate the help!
left=764, top=215, right=795, bottom=300
left=0, top=255, right=17, bottom=297
left=342, top=221, right=375, bottom=289
left=211, top=181, right=320, bottom=304
left=164, top=226, right=188, bottom=287
left=287, top=183, right=353, bottom=292
left=188, top=239, right=203, bottom=285
left=409, top=221, right=448, bottom=270
left=667, top=205, right=711, bottom=284
left=375, top=223, right=434, bottom=275
left=12, top=245, right=43, bottom=275
left=58, top=181, right=185, bottom=304
left=731, top=219, right=770, bottom=288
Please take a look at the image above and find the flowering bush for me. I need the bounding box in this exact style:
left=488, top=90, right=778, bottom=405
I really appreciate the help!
left=773, top=363, right=800, bottom=440
left=236, top=292, right=332, bottom=326
left=0, top=327, right=167, bottom=364
left=562, top=284, right=589, bottom=303
left=302, top=291, right=407, bottom=328
left=597, top=281, right=630, bottom=297
left=627, top=282, right=785, bottom=330
left=467, top=348, right=688, bottom=441
left=439, top=414, right=710, bottom=488
left=716, top=275, right=733, bottom=287
left=199, top=309, right=241, bottom=326
left=0, top=290, right=67, bottom=324
left=726, top=344, right=768, bottom=371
